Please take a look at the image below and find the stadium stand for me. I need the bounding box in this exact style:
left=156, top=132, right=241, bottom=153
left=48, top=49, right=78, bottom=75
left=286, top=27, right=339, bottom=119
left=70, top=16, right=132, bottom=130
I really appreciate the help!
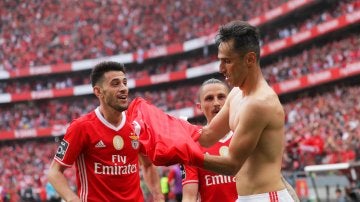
left=0, top=0, right=359, bottom=201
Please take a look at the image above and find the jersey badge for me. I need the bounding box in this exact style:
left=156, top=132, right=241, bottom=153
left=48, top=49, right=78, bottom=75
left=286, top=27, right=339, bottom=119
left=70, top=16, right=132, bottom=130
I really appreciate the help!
left=219, top=146, right=229, bottom=157
left=129, top=133, right=139, bottom=150
left=113, top=135, right=124, bottom=150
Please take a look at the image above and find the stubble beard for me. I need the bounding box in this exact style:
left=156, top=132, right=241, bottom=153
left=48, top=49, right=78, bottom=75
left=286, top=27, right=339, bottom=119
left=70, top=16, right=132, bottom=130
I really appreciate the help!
left=107, top=97, right=128, bottom=112
left=112, top=100, right=128, bottom=112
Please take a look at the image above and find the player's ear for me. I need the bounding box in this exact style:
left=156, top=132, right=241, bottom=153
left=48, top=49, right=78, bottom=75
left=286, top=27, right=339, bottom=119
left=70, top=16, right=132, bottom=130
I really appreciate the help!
left=196, top=102, right=202, bottom=111
left=245, top=52, right=256, bottom=65
left=93, top=86, right=102, bottom=98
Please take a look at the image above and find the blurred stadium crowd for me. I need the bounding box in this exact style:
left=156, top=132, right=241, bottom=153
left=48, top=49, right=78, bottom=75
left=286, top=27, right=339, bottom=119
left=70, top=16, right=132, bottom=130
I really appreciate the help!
left=0, top=0, right=359, bottom=201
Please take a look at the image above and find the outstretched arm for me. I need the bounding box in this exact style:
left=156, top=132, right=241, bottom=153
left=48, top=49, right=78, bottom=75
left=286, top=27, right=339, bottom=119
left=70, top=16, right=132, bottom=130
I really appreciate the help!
left=139, top=154, right=164, bottom=202
left=47, top=161, right=80, bottom=202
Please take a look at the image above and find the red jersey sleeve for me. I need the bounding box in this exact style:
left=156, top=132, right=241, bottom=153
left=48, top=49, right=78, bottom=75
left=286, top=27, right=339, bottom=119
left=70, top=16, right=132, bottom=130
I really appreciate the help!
left=182, top=164, right=199, bottom=186
left=54, top=119, right=87, bottom=167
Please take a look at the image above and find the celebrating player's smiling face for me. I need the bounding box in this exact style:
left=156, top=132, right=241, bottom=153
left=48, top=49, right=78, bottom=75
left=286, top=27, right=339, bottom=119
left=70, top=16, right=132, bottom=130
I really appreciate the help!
left=99, top=71, right=129, bottom=112
left=198, top=83, right=228, bottom=123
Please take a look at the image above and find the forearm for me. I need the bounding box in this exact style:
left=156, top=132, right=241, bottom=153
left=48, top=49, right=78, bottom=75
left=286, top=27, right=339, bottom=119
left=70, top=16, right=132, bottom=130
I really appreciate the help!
left=48, top=169, right=79, bottom=202
left=142, top=165, right=164, bottom=201
left=203, top=154, right=239, bottom=176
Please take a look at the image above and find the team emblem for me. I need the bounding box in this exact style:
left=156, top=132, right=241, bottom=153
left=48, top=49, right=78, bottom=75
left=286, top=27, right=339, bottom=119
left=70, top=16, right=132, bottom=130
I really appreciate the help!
left=113, top=135, right=124, bottom=150
left=219, top=146, right=229, bottom=157
left=129, top=133, right=139, bottom=150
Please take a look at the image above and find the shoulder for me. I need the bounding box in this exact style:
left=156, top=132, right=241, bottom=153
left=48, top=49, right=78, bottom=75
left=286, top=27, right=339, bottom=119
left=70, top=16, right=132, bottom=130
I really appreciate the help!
left=226, top=87, right=242, bottom=107
left=240, top=95, right=279, bottom=122
left=228, top=87, right=242, bottom=98
left=246, top=92, right=284, bottom=125
left=68, top=111, right=96, bottom=129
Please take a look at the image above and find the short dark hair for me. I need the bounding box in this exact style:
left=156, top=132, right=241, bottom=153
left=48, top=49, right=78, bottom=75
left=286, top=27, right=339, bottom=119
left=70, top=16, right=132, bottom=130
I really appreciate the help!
left=198, top=78, right=229, bottom=101
left=90, top=61, right=126, bottom=87
left=216, top=20, right=260, bottom=61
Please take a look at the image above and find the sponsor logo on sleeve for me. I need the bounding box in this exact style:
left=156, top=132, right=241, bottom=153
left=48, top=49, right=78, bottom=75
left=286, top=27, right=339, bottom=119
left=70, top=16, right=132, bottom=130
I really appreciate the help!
left=56, top=139, right=69, bottom=160
left=179, top=164, right=186, bottom=179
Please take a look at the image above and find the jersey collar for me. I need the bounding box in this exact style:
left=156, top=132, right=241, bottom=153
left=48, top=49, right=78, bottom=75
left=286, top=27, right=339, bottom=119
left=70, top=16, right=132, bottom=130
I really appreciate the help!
left=95, top=107, right=126, bottom=131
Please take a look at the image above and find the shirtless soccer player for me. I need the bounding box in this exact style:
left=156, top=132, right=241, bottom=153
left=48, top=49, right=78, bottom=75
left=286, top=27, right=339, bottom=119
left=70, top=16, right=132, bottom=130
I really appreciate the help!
left=198, top=20, right=297, bottom=202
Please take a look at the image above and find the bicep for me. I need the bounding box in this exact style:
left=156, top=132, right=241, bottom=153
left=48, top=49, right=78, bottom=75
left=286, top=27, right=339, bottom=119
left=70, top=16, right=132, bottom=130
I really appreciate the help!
left=49, top=160, right=68, bottom=174
left=208, top=102, right=230, bottom=133
left=47, top=160, right=69, bottom=184
left=228, top=103, right=268, bottom=168
left=182, top=183, right=198, bottom=202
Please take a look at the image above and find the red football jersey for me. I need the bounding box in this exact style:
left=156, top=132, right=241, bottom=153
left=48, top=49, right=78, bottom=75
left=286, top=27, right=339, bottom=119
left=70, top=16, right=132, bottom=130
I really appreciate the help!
left=182, top=132, right=237, bottom=202
left=54, top=107, right=144, bottom=202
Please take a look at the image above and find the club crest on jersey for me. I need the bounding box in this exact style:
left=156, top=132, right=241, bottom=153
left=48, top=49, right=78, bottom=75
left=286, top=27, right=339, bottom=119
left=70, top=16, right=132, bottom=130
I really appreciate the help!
left=219, top=146, right=229, bottom=157
left=113, top=135, right=124, bottom=150
left=129, top=132, right=139, bottom=150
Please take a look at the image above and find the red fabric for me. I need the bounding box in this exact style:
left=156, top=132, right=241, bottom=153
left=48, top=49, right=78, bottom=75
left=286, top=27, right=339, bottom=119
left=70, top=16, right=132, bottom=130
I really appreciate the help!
left=127, top=97, right=204, bottom=167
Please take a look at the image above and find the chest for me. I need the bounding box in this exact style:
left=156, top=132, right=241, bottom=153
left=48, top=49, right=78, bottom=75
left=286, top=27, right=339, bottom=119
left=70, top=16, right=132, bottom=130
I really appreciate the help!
left=85, top=123, right=140, bottom=160
left=229, top=96, right=247, bottom=130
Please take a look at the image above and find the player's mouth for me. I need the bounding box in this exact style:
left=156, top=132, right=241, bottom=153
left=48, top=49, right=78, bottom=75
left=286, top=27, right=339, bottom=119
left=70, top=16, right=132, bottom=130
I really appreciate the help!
left=223, top=73, right=229, bottom=81
left=117, top=94, right=128, bottom=101
left=212, top=108, right=220, bottom=114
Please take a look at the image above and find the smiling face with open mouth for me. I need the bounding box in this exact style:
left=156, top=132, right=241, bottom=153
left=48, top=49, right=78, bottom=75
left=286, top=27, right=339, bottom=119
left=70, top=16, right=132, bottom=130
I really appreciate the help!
left=99, top=71, right=129, bottom=112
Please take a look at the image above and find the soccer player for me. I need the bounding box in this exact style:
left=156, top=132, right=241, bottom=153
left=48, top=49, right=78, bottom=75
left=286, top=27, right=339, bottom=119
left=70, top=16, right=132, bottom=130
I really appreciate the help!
left=199, top=21, right=296, bottom=201
left=182, top=78, right=237, bottom=202
left=47, top=61, right=164, bottom=202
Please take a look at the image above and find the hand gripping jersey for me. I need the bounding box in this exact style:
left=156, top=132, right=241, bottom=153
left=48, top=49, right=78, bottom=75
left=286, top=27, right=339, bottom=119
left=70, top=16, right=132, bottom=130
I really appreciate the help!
left=127, top=97, right=204, bottom=167
left=182, top=132, right=237, bottom=202
left=54, top=107, right=144, bottom=202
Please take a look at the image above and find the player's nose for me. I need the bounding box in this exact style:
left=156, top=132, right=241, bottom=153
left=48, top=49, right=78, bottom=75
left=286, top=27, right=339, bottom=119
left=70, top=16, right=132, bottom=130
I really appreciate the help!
left=219, top=62, right=225, bottom=74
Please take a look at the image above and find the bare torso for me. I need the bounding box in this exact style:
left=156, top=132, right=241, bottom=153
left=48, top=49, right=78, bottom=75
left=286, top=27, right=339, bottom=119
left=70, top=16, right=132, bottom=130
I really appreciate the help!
left=229, top=85, right=286, bottom=195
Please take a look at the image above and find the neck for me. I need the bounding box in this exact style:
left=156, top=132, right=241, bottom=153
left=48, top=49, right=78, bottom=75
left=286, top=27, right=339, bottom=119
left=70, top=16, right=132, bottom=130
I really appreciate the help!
left=241, top=65, right=263, bottom=96
left=99, top=105, right=123, bottom=127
